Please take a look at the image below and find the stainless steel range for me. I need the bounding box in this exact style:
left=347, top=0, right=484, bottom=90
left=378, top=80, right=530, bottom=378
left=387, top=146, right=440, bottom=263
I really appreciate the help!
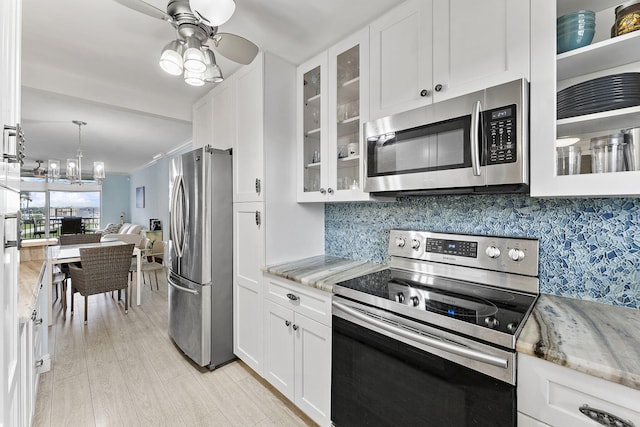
left=331, top=230, right=539, bottom=427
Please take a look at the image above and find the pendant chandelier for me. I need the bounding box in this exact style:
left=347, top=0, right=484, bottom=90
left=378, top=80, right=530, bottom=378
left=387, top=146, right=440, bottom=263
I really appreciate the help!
left=47, top=120, right=105, bottom=185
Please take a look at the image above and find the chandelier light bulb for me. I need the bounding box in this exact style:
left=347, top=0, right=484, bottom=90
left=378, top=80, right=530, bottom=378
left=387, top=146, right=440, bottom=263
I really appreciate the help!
left=93, top=161, right=105, bottom=183
left=48, top=159, right=60, bottom=181
left=191, top=0, right=236, bottom=26
left=159, top=40, right=184, bottom=76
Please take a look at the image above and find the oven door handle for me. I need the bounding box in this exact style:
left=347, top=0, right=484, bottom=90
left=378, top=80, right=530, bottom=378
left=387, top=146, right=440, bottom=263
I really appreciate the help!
left=333, top=301, right=509, bottom=369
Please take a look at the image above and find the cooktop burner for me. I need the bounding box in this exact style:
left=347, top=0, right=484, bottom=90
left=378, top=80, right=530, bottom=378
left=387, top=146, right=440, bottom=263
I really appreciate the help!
left=333, top=230, right=540, bottom=349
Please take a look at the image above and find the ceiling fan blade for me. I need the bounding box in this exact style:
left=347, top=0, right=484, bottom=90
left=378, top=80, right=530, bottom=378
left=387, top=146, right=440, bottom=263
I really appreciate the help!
left=209, top=33, right=259, bottom=65
left=112, top=0, right=173, bottom=22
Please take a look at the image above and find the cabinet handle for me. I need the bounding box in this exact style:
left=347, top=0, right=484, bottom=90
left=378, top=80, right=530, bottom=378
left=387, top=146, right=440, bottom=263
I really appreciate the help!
left=327, top=187, right=334, bottom=195
left=35, top=359, right=44, bottom=368
left=434, top=84, right=443, bottom=92
left=3, top=123, right=25, bottom=165
left=292, top=324, right=299, bottom=331
left=420, top=89, right=431, bottom=97
left=4, top=211, right=22, bottom=250
left=31, top=310, right=42, bottom=324
left=286, top=293, right=299, bottom=301
left=255, top=178, right=261, bottom=194
left=285, top=320, right=291, bottom=327
left=579, top=404, right=634, bottom=427
left=319, top=188, right=326, bottom=195
left=255, top=211, right=261, bottom=227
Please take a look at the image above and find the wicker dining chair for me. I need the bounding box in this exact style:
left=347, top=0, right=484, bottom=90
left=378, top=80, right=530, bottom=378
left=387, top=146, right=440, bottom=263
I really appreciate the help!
left=59, top=234, right=102, bottom=245
left=68, top=243, right=135, bottom=324
left=140, top=240, right=166, bottom=291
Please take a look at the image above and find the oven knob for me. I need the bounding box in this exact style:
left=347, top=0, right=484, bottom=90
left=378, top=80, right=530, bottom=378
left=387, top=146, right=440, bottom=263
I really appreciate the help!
left=410, top=296, right=420, bottom=307
left=484, top=317, right=500, bottom=328
left=485, top=246, right=501, bottom=259
left=508, top=248, right=525, bottom=261
left=395, top=237, right=406, bottom=248
left=395, top=292, right=405, bottom=303
left=506, top=322, right=519, bottom=333
left=411, top=239, right=420, bottom=250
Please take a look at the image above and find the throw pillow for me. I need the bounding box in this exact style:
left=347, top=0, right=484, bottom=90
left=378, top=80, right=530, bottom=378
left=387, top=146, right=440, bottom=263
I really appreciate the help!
left=103, top=223, right=122, bottom=234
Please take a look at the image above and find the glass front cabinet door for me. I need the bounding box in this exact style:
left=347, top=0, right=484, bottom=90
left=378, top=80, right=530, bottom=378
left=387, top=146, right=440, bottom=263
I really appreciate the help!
left=297, top=28, right=375, bottom=202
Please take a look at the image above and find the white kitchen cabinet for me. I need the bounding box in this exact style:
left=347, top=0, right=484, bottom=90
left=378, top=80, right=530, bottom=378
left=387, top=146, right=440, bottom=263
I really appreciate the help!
left=369, top=0, right=530, bottom=121
left=1, top=0, right=21, bottom=424
left=518, top=353, right=640, bottom=426
left=530, top=0, right=640, bottom=197
left=19, top=273, right=47, bottom=427
left=192, top=78, right=235, bottom=151
left=263, top=277, right=331, bottom=427
left=297, top=28, right=375, bottom=202
left=192, top=90, right=213, bottom=150
left=233, top=202, right=265, bottom=374
left=517, top=412, right=551, bottom=427
left=232, top=52, right=325, bottom=373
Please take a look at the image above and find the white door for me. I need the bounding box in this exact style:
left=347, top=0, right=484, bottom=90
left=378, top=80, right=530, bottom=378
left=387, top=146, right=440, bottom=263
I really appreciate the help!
left=432, top=0, right=530, bottom=102
left=294, top=313, right=331, bottom=426
left=263, top=301, right=294, bottom=399
left=232, top=202, right=265, bottom=374
left=233, top=54, right=264, bottom=203
left=369, top=0, right=433, bottom=120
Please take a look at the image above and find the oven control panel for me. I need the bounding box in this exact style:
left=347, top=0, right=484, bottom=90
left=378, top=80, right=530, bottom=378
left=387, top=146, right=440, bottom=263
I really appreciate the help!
left=389, top=230, right=539, bottom=277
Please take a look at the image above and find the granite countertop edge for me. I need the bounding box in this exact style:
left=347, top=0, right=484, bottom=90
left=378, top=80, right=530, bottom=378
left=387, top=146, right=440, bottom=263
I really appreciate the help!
left=516, top=293, right=640, bottom=391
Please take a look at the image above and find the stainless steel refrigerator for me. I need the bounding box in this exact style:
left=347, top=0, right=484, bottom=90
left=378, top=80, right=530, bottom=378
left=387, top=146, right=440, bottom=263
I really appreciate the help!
left=167, top=146, right=233, bottom=369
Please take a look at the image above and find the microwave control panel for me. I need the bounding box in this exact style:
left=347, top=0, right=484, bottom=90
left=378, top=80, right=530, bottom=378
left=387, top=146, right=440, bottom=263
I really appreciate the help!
left=484, top=104, right=516, bottom=165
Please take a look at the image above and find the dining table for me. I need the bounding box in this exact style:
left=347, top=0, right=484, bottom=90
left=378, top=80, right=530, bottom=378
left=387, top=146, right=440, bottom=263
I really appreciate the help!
left=45, top=240, right=142, bottom=326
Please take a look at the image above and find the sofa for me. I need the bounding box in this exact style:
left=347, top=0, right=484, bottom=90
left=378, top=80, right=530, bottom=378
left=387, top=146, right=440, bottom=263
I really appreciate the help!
left=100, top=223, right=144, bottom=246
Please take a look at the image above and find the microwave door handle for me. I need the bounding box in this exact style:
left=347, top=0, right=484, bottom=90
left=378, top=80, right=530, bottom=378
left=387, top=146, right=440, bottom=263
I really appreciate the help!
left=470, top=100, right=482, bottom=176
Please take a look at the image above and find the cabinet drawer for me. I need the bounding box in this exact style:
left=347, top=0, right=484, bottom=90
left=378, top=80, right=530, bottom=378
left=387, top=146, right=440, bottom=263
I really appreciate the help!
left=518, top=353, right=640, bottom=427
left=264, top=275, right=331, bottom=327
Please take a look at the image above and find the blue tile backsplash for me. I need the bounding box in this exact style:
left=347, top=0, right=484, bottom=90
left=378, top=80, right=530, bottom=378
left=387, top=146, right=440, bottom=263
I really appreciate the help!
left=325, top=195, right=640, bottom=309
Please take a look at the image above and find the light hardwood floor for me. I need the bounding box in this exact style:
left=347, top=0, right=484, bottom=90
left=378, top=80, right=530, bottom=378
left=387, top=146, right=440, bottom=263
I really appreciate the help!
left=34, top=271, right=317, bottom=427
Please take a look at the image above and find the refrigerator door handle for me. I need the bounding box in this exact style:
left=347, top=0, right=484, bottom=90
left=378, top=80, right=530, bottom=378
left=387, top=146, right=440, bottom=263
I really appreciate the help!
left=170, top=174, right=186, bottom=259
left=168, top=276, right=199, bottom=295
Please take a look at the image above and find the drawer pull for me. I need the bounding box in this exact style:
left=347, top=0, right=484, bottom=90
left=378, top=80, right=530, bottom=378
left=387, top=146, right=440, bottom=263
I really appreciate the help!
left=286, top=293, right=299, bottom=302
left=579, top=404, right=635, bottom=427
left=285, top=320, right=291, bottom=327
left=292, top=324, right=299, bottom=331
left=35, top=359, right=44, bottom=368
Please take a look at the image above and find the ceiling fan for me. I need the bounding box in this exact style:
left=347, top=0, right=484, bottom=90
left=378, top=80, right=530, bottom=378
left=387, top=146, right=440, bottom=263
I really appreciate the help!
left=113, top=0, right=259, bottom=86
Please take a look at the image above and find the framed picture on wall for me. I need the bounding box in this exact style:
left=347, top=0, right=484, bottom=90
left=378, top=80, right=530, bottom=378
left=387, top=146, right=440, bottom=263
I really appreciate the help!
left=136, top=186, right=145, bottom=208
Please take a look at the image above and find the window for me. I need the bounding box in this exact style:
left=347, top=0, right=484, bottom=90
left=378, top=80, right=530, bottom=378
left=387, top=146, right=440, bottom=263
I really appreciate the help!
left=20, top=190, right=101, bottom=238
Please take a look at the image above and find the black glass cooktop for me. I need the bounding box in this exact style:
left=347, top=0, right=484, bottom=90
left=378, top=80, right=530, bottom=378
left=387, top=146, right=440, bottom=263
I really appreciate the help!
left=335, top=268, right=537, bottom=337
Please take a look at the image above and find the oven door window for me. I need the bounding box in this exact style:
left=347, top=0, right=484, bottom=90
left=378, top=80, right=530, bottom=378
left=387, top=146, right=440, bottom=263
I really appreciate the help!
left=367, top=115, right=472, bottom=177
left=331, top=316, right=515, bottom=427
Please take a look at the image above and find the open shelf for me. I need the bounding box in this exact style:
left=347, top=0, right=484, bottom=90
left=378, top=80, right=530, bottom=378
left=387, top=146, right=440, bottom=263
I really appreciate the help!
left=557, top=31, right=640, bottom=81
left=557, top=105, right=640, bottom=137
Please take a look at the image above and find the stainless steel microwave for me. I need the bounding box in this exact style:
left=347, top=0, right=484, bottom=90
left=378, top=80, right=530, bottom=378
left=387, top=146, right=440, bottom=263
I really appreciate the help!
left=364, top=78, right=529, bottom=196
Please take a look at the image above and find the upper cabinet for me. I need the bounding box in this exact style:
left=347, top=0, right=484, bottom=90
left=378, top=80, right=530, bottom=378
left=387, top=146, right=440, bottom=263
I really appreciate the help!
left=530, top=0, right=640, bottom=197
left=297, top=28, right=375, bottom=202
left=369, top=0, right=530, bottom=121
left=192, top=78, right=235, bottom=151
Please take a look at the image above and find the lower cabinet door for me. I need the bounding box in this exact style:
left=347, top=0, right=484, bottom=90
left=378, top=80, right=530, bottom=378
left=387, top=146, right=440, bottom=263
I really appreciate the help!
left=294, top=313, right=331, bottom=427
left=518, top=412, right=551, bottom=427
left=263, top=301, right=294, bottom=399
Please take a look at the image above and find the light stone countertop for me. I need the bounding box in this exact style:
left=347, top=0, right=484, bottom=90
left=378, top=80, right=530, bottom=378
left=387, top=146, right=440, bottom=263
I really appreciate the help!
left=516, top=294, right=640, bottom=391
left=263, top=255, right=387, bottom=293
left=18, top=261, right=45, bottom=321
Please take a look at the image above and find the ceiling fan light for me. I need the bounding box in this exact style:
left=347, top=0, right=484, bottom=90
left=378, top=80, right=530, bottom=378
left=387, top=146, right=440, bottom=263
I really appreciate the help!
left=203, top=49, right=224, bottom=83
left=183, top=37, right=207, bottom=73
left=191, top=0, right=236, bottom=26
left=159, top=40, right=184, bottom=76
left=184, top=70, right=205, bottom=86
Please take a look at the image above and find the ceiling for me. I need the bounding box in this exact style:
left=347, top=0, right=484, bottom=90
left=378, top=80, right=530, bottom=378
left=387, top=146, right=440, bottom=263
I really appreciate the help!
left=20, top=0, right=404, bottom=175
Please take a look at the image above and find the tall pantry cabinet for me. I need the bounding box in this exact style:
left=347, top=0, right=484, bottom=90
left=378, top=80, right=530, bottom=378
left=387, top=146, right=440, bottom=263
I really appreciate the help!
left=1, top=0, right=22, bottom=425
left=230, top=52, right=324, bottom=375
